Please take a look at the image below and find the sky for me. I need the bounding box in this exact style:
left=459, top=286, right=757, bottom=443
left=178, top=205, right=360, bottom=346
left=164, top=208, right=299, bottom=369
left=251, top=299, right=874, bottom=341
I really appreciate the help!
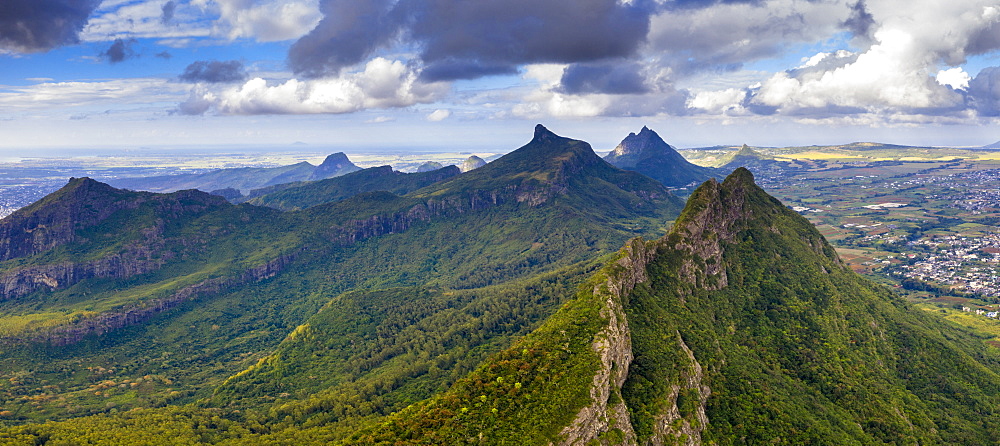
left=1, top=0, right=1000, bottom=154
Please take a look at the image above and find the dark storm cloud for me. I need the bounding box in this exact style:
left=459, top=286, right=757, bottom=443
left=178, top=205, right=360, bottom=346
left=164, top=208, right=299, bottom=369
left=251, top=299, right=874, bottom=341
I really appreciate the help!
left=289, top=0, right=653, bottom=79
left=558, top=62, right=649, bottom=95
left=101, top=38, right=137, bottom=64
left=179, top=60, right=247, bottom=83
left=968, top=67, right=1000, bottom=117
left=842, top=0, right=875, bottom=44
left=0, top=0, right=101, bottom=53
left=418, top=59, right=518, bottom=82
left=161, top=0, right=177, bottom=24
left=288, top=0, right=399, bottom=78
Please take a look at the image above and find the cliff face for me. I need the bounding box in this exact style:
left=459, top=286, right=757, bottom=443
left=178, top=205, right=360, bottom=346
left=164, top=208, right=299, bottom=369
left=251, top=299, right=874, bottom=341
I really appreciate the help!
left=8, top=254, right=295, bottom=346
left=0, top=180, right=229, bottom=300
left=558, top=238, right=655, bottom=445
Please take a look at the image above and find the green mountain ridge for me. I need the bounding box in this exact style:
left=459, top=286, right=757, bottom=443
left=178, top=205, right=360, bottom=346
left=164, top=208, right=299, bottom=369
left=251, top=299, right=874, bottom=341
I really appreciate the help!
left=0, top=125, right=683, bottom=429
left=243, top=165, right=461, bottom=211
left=347, top=168, right=1000, bottom=444
left=6, top=165, right=1000, bottom=445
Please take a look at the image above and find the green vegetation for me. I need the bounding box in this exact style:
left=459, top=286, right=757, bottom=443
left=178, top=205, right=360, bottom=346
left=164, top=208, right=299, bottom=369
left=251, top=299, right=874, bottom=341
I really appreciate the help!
left=0, top=125, right=681, bottom=430
left=6, top=132, right=1000, bottom=444
left=244, top=165, right=460, bottom=211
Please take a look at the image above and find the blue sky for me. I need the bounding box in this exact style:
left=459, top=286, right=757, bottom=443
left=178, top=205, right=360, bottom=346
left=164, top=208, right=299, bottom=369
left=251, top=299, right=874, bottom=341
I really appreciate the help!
left=1, top=0, right=1000, bottom=154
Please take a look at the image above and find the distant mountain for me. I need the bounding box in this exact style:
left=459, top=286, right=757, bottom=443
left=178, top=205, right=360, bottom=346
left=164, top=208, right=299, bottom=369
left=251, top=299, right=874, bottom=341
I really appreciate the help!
left=107, top=152, right=361, bottom=193
left=604, top=126, right=718, bottom=188
left=460, top=155, right=487, bottom=172
left=244, top=165, right=461, bottom=211
left=719, top=144, right=795, bottom=177
left=414, top=161, right=445, bottom=172
left=981, top=140, right=1000, bottom=150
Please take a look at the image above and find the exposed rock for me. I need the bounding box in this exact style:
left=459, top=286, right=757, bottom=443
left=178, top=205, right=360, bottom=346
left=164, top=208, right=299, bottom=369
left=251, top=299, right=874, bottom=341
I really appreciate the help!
left=311, top=152, right=361, bottom=180
left=558, top=238, right=657, bottom=445
left=604, top=126, right=718, bottom=188
left=651, top=333, right=710, bottom=446
left=0, top=179, right=225, bottom=262
left=7, top=254, right=296, bottom=346
left=415, top=161, right=446, bottom=173
left=461, top=155, right=487, bottom=172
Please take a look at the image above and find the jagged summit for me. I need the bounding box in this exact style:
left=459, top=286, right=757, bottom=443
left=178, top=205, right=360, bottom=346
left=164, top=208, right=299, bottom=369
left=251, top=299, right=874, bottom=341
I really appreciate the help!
left=531, top=123, right=564, bottom=143
left=609, top=125, right=670, bottom=160
left=604, top=126, right=718, bottom=189
left=409, top=125, right=681, bottom=214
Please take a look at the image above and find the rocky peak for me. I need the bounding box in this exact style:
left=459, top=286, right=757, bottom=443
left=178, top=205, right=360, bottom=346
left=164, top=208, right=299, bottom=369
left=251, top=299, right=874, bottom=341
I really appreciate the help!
left=460, top=155, right=486, bottom=172
left=318, top=152, right=353, bottom=170
left=610, top=125, right=671, bottom=158
left=532, top=124, right=562, bottom=143
left=311, top=153, right=361, bottom=180
left=415, top=161, right=446, bottom=172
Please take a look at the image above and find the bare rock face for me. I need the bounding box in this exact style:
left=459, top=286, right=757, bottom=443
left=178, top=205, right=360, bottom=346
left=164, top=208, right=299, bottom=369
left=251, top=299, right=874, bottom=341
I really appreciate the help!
left=461, top=155, right=487, bottom=172
left=558, top=238, right=657, bottom=446
left=0, top=180, right=229, bottom=300
left=651, top=333, right=710, bottom=446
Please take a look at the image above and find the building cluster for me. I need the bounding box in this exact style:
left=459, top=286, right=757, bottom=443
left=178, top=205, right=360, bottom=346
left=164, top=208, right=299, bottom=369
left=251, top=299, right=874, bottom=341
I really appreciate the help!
left=876, top=234, right=1000, bottom=298
left=0, top=186, right=52, bottom=219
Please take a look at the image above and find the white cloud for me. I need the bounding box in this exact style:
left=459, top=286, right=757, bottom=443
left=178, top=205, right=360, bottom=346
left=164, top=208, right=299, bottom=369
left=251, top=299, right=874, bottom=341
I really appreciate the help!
left=208, top=0, right=322, bottom=42
left=82, top=0, right=321, bottom=43
left=182, top=58, right=449, bottom=115
left=0, top=78, right=187, bottom=114
left=82, top=0, right=212, bottom=42
left=746, top=0, right=1000, bottom=117
left=937, top=67, right=972, bottom=90
left=426, top=109, right=451, bottom=121
left=687, top=88, right=746, bottom=114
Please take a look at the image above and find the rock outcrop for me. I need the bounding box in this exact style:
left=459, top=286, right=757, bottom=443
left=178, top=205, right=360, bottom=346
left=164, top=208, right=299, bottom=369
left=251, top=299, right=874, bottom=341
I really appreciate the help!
left=604, top=126, right=718, bottom=188
left=461, top=155, right=487, bottom=172
left=558, top=238, right=656, bottom=445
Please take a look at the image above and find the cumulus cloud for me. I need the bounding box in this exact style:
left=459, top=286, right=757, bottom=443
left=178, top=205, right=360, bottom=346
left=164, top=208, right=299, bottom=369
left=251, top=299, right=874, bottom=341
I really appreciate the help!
left=0, top=0, right=102, bottom=53
left=180, top=58, right=448, bottom=115
left=101, top=38, right=138, bottom=64
left=289, top=0, right=651, bottom=79
left=179, top=60, right=247, bottom=83
left=937, top=67, right=971, bottom=90
left=426, top=109, right=451, bottom=121
left=558, top=62, right=649, bottom=95
left=741, top=0, right=1000, bottom=118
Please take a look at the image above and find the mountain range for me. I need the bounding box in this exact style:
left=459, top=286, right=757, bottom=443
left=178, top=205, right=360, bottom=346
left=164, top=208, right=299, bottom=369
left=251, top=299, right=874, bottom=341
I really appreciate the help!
left=107, top=153, right=361, bottom=194
left=2, top=126, right=1000, bottom=444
